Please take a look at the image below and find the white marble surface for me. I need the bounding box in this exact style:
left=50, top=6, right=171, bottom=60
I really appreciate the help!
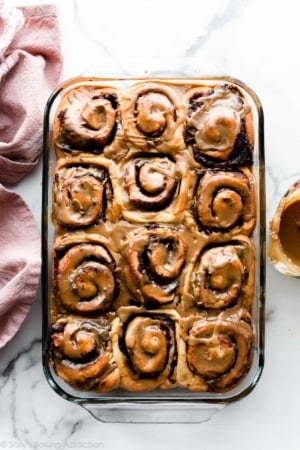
left=1, top=0, right=300, bottom=448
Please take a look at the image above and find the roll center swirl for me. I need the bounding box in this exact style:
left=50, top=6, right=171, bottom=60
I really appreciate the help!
left=136, top=92, right=173, bottom=137
left=81, top=98, right=116, bottom=132
left=57, top=243, right=118, bottom=313
left=125, top=317, right=168, bottom=375
left=125, top=157, right=177, bottom=211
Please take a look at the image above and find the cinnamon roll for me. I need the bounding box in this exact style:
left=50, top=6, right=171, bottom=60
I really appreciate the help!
left=111, top=309, right=178, bottom=391
left=121, top=82, right=185, bottom=153
left=50, top=318, right=119, bottom=392
left=124, top=155, right=177, bottom=210
left=54, top=85, right=119, bottom=155
left=185, top=84, right=254, bottom=167
left=119, top=154, right=194, bottom=223
left=195, top=169, right=256, bottom=236
left=52, top=157, right=115, bottom=229
left=53, top=235, right=119, bottom=314
left=177, top=317, right=253, bottom=392
left=185, top=238, right=255, bottom=311
left=124, top=227, right=187, bottom=307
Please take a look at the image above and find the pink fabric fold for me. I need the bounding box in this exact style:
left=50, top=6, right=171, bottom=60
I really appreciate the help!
left=0, top=185, right=41, bottom=348
left=0, top=2, right=63, bottom=184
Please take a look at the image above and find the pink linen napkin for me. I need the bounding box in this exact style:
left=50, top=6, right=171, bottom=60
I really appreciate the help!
left=0, top=2, right=63, bottom=184
left=0, top=185, right=41, bottom=348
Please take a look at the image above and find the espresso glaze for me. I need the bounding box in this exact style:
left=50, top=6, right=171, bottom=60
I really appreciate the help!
left=278, top=201, right=300, bottom=265
left=268, top=181, right=300, bottom=276
left=50, top=79, right=256, bottom=394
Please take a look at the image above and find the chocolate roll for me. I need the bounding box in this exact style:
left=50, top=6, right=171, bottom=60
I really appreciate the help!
left=185, top=84, right=254, bottom=167
left=54, top=85, right=119, bottom=154
left=111, top=310, right=178, bottom=391
left=50, top=318, right=119, bottom=392
left=177, top=317, right=253, bottom=392
left=195, top=168, right=256, bottom=236
left=53, top=235, right=119, bottom=314
left=52, top=157, right=115, bottom=229
left=124, top=227, right=187, bottom=307
left=121, top=82, right=185, bottom=153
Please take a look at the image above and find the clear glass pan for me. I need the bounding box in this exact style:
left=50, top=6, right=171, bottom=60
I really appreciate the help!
left=41, top=73, right=265, bottom=423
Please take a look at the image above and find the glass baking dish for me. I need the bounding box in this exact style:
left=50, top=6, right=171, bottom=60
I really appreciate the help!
left=41, top=74, right=265, bottom=423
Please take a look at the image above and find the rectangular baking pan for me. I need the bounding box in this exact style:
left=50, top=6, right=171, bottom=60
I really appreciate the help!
left=42, top=74, right=265, bottom=423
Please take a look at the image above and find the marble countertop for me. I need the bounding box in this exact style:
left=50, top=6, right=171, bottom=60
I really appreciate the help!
left=1, top=0, right=300, bottom=448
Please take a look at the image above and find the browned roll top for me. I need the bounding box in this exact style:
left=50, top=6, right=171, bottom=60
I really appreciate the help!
left=124, top=316, right=169, bottom=376
left=50, top=318, right=119, bottom=392
left=124, top=155, right=178, bottom=211
left=185, top=84, right=253, bottom=167
left=185, top=318, right=253, bottom=391
left=196, top=169, right=256, bottom=235
left=52, top=159, right=113, bottom=229
left=121, top=82, right=185, bottom=152
left=190, top=239, right=255, bottom=310
left=55, top=241, right=118, bottom=314
left=124, top=227, right=187, bottom=306
left=111, top=310, right=177, bottom=391
left=56, top=85, right=119, bottom=152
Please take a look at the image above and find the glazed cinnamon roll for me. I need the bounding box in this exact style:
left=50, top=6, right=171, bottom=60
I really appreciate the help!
left=185, top=84, right=254, bottom=167
left=177, top=317, right=253, bottom=392
left=111, top=309, right=178, bottom=391
left=52, top=157, right=115, bottom=229
left=124, top=155, right=177, bottom=210
left=53, top=235, right=119, bottom=314
left=50, top=318, right=119, bottom=392
left=185, top=238, right=255, bottom=311
left=54, top=85, right=119, bottom=154
left=119, top=154, right=194, bottom=223
left=124, top=227, right=187, bottom=307
left=195, top=169, right=256, bottom=236
left=121, top=82, right=185, bottom=153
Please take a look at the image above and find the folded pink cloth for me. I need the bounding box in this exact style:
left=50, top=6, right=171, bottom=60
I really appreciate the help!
left=0, top=2, right=63, bottom=184
left=0, top=185, right=41, bottom=348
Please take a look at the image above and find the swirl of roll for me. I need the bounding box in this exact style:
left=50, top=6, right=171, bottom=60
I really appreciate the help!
left=52, top=157, right=114, bottom=229
left=177, top=318, right=253, bottom=392
left=185, top=84, right=253, bottom=167
left=190, top=239, right=255, bottom=310
left=55, top=238, right=119, bottom=314
left=124, top=155, right=178, bottom=211
left=121, top=82, right=185, bottom=153
left=55, top=85, right=119, bottom=152
left=196, top=169, right=256, bottom=236
left=124, top=227, right=187, bottom=307
left=111, top=312, right=177, bottom=391
left=50, top=318, right=119, bottom=392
